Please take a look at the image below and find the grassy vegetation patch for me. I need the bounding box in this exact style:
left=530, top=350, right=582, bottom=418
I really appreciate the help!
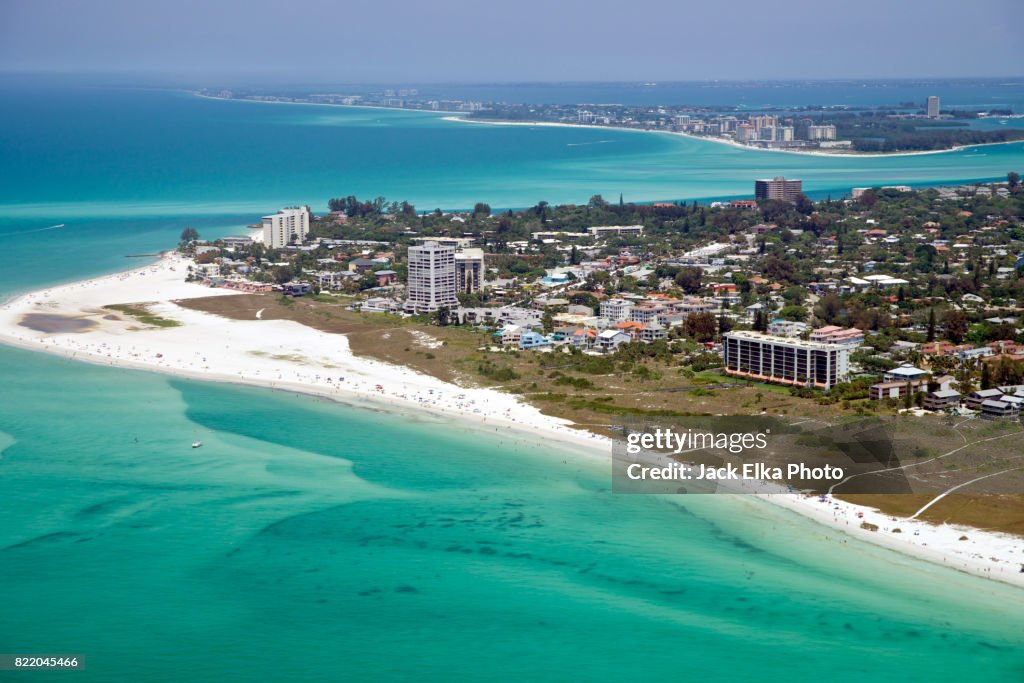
left=104, top=303, right=181, bottom=328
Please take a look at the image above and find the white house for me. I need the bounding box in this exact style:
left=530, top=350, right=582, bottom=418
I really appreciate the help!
left=767, top=319, right=808, bottom=337
left=596, top=329, right=631, bottom=353
left=496, top=324, right=523, bottom=347
left=883, top=365, right=928, bottom=383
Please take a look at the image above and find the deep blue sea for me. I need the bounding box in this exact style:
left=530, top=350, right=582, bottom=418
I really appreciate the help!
left=1, top=81, right=1023, bottom=681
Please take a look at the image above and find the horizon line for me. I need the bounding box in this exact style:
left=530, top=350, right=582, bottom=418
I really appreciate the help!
left=2, top=70, right=1024, bottom=86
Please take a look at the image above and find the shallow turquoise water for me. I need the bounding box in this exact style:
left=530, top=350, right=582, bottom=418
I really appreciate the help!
left=1, top=83, right=1023, bottom=681
left=3, top=86, right=1023, bottom=216
left=1, top=348, right=1023, bottom=681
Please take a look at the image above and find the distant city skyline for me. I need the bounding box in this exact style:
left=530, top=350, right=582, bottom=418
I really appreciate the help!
left=1, top=0, right=1022, bottom=83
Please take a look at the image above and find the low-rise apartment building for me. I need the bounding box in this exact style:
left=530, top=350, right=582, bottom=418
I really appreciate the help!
left=722, top=331, right=850, bottom=390
left=768, top=319, right=809, bottom=337
left=600, top=299, right=634, bottom=322
left=809, top=325, right=863, bottom=347
left=923, top=389, right=961, bottom=412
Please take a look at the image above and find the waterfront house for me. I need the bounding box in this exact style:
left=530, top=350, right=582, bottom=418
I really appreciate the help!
left=923, top=389, right=961, bottom=412
left=640, top=322, right=668, bottom=342
left=310, top=270, right=355, bottom=291
left=361, top=298, right=401, bottom=314
left=869, top=375, right=952, bottom=401
left=495, top=324, right=523, bottom=347
left=518, top=330, right=551, bottom=350
left=980, top=399, right=1020, bottom=420
left=596, top=329, right=631, bottom=353
left=965, top=388, right=1005, bottom=411
left=567, top=327, right=597, bottom=349
left=883, top=365, right=928, bottom=383
left=282, top=281, right=311, bottom=296
left=869, top=380, right=927, bottom=401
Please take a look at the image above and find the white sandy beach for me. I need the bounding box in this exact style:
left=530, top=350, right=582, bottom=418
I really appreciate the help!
left=0, top=253, right=607, bottom=455
left=0, top=252, right=1021, bottom=589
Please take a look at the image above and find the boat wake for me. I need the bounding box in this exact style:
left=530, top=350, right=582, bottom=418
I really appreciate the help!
left=0, top=223, right=65, bottom=237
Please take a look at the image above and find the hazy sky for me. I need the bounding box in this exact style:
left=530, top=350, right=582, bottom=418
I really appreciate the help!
left=1, top=0, right=1021, bottom=82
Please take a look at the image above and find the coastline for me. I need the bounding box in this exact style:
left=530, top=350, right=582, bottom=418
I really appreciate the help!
left=192, top=91, right=465, bottom=116
left=190, top=92, right=1024, bottom=159
left=0, top=252, right=1021, bottom=589
left=443, top=115, right=1024, bottom=159
left=0, top=252, right=608, bottom=456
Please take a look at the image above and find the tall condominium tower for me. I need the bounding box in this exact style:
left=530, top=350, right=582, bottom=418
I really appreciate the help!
left=261, top=207, right=310, bottom=248
left=754, top=176, right=803, bottom=203
left=404, top=240, right=458, bottom=314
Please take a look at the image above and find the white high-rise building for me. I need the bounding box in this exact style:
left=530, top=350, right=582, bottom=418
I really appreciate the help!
left=404, top=241, right=458, bottom=314
left=926, top=96, right=940, bottom=119
left=807, top=124, right=837, bottom=141
left=454, top=248, right=485, bottom=294
left=750, top=114, right=778, bottom=131
left=262, top=207, right=310, bottom=248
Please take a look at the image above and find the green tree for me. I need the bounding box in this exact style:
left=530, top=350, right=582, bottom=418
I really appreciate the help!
left=753, top=309, right=768, bottom=332
left=778, top=305, right=807, bottom=321
left=358, top=272, right=379, bottom=290
left=683, top=312, right=718, bottom=343
left=673, top=267, right=703, bottom=294
left=272, top=265, right=295, bottom=284
left=980, top=362, right=993, bottom=390
left=569, top=292, right=599, bottom=308
left=926, top=308, right=936, bottom=342
left=1008, top=171, right=1020, bottom=192
left=945, top=309, right=968, bottom=344
left=534, top=200, right=550, bottom=221
left=180, top=227, right=199, bottom=243
left=434, top=306, right=451, bottom=327
left=794, top=193, right=814, bottom=215
left=541, top=311, right=554, bottom=334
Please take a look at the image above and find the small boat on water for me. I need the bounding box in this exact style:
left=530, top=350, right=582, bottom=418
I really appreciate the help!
left=191, top=440, right=202, bottom=448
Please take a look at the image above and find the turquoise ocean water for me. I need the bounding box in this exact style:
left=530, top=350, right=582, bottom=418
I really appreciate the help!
left=1, top=83, right=1023, bottom=681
